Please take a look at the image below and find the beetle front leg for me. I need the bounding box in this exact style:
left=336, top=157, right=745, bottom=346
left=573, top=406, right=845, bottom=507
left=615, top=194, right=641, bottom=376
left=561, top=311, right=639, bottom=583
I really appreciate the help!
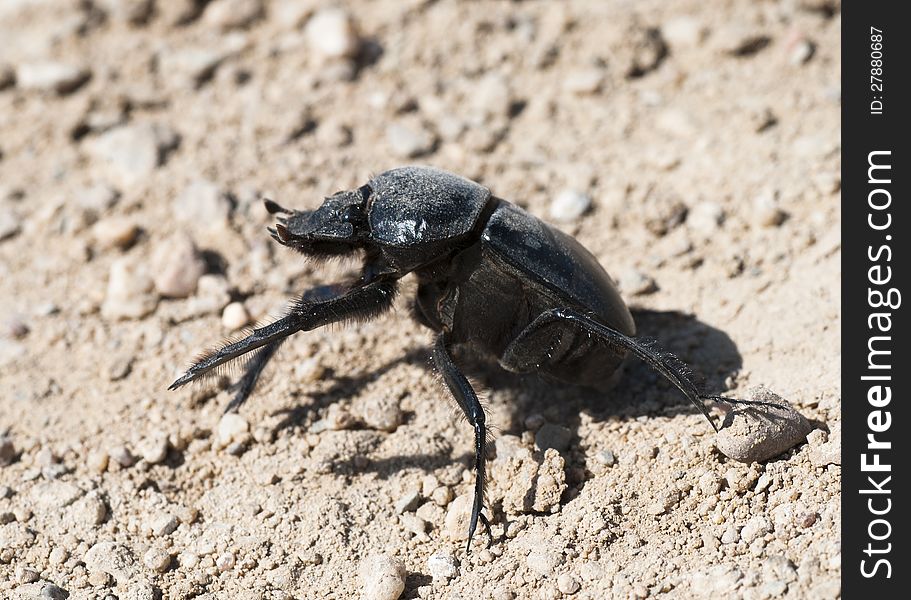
left=169, top=279, right=398, bottom=391
left=432, top=334, right=493, bottom=553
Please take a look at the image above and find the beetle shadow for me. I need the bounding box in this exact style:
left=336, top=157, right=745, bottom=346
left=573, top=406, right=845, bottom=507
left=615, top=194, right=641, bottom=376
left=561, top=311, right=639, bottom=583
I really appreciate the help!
left=270, top=308, right=743, bottom=480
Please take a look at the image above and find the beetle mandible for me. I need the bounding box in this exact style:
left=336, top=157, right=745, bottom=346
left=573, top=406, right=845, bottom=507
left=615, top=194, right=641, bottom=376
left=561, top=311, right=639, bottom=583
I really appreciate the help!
left=170, top=165, right=756, bottom=551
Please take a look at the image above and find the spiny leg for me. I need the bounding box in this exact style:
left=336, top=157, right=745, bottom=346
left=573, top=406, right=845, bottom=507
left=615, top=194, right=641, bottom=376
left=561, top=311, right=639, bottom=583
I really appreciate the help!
left=221, top=283, right=350, bottom=413
left=223, top=339, right=284, bottom=414
left=533, top=308, right=781, bottom=431
left=170, top=278, right=398, bottom=391
left=432, top=334, right=492, bottom=553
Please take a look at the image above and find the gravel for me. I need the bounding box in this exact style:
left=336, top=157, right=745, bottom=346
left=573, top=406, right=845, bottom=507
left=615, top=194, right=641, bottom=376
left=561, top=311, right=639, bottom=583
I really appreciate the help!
left=427, top=551, right=459, bottom=581
left=173, top=179, right=232, bottom=230
left=151, top=232, right=207, bottom=298
left=89, top=122, right=180, bottom=185
left=0, top=208, right=22, bottom=241
left=386, top=122, right=436, bottom=158
left=221, top=301, right=251, bottom=330
left=305, top=8, right=362, bottom=59
left=548, top=189, right=592, bottom=223
left=534, top=423, right=573, bottom=453
left=101, top=256, right=158, bottom=320
left=360, top=555, right=406, bottom=600
left=715, top=386, right=813, bottom=463
left=15, top=62, right=90, bottom=94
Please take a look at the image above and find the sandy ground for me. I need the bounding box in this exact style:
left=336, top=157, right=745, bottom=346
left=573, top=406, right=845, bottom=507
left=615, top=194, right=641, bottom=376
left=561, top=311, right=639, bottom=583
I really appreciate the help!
left=1, top=1, right=842, bottom=598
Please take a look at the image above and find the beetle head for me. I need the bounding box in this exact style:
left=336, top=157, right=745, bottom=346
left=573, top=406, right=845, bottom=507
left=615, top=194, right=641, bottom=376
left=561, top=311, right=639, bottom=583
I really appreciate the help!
left=267, top=186, right=370, bottom=256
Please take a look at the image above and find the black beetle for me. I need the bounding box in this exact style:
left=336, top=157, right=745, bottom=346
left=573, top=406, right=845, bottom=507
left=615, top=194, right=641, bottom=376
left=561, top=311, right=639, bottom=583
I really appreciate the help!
left=170, top=165, right=757, bottom=551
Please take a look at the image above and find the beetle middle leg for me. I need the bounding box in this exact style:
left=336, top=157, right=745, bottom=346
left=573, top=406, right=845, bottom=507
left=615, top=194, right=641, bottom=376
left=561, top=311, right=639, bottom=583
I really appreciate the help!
left=432, top=333, right=493, bottom=553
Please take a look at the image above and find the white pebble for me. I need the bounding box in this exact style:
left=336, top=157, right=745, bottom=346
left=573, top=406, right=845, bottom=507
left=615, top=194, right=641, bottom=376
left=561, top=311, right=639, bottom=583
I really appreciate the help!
left=563, top=69, right=604, bottom=95
left=91, top=217, right=139, bottom=250
left=687, top=201, right=725, bottom=234
left=16, top=61, right=90, bottom=94
left=204, top=0, right=264, bottom=30
left=549, top=189, right=591, bottom=223
left=143, top=548, right=171, bottom=573
left=558, top=573, right=581, bottom=594
left=222, top=302, right=251, bottom=330
left=84, top=541, right=138, bottom=584
left=361, top=554, right=406, bottom=600
left=89, top=122, right=180, bottom=185
left=217, top=412, right=249, bottom=448
left=715, top=386, right=812, bottom=463
left=137, top=434, right=169, bottom=464
left=386, top=122, right=436, bottom=158
left=305, top=8, right=361, bottom=59
left=216, top=552, right=235, bottom=572
left=740, top=515, right=771, bottom=543
left=101, top=257, right=158, bottom=320
left=173, top=179, right=232, bottom=230
left=0, top=208, right=22, bottom=241
left=427, top=551, right=459, bottom=581
left=151, top=232, right=206, bottom=298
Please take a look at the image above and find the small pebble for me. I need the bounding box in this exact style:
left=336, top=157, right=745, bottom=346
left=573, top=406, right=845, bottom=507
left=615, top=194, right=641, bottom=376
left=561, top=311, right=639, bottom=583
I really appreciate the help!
left=17, top=566, right=40, bottom=583
left=41, top=584, right=69, bottom=600
left=109, top=445, right=136, bottom=468
left=143, top=548, right=171, bottom=573
left=361, top=554, right=406, bottom=600
left=386, top=122, right=436, bottom=159
left=557, top=573, right=581, bottom=595
left=662, top=16, right=706, bottom=48
left=101, top=257, right=158, bottom=321
left=548, top=189, right=591, bottom=223
left=443, top=494, right=473, bottom=541
left=74, top=493, right=108, bottom=526
left=305, top=8, right=362, bottom=58
left=173, top=179, right=232, bottom=230
left=752, top=191, right=786, bottom=228
left=294, top=357, right=325, bottom=383
left=204, top=0, right=264, bottom=30
left=427, top=551, right=458, bottom=581
left=430, top=485, right=453, bottom=507
left=89, top=122, right=180, bottom=185
left=222, top=302, right=251, bottom=330
left=563, top=69, right=604, bottom=95
left=84, top=541, right=138, bottom=583
left=104, top=353, right=134, bottom=381
left=49, top=547, right=68, bottom=564
left=151, top=513, right=179, bottom=536
left=91, top=217, right=139, bottom=250
left=137, top=434, right=169, bottom=464
left=86, top=449, right=110, bottom=474
left=594, top=449, right=615, bottom=467
left=216, top=552, right=235, bottom=572
left=0, top=511, right=14, bottom=524
left=394, top=490, right=421, bottom=514
left=687, top=201, right=725, bottom=234
left=0, top=208, right=22, bottom=241
left=16, top=61, right=90, bottom=94
left=617, top=268, right=658, bottom=296
left=217, top=412, right=250, bottom=448
left=151, top=233, right=206, bottom=298
left=740, top=515, right=771, bottom=543
left=715, top=386, right=813, bottom=463
left=359, top=395, right=403, bottom=432
left=534, top=423, right=573, bottom=452
left=400, top=513, right=428, bottom=536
